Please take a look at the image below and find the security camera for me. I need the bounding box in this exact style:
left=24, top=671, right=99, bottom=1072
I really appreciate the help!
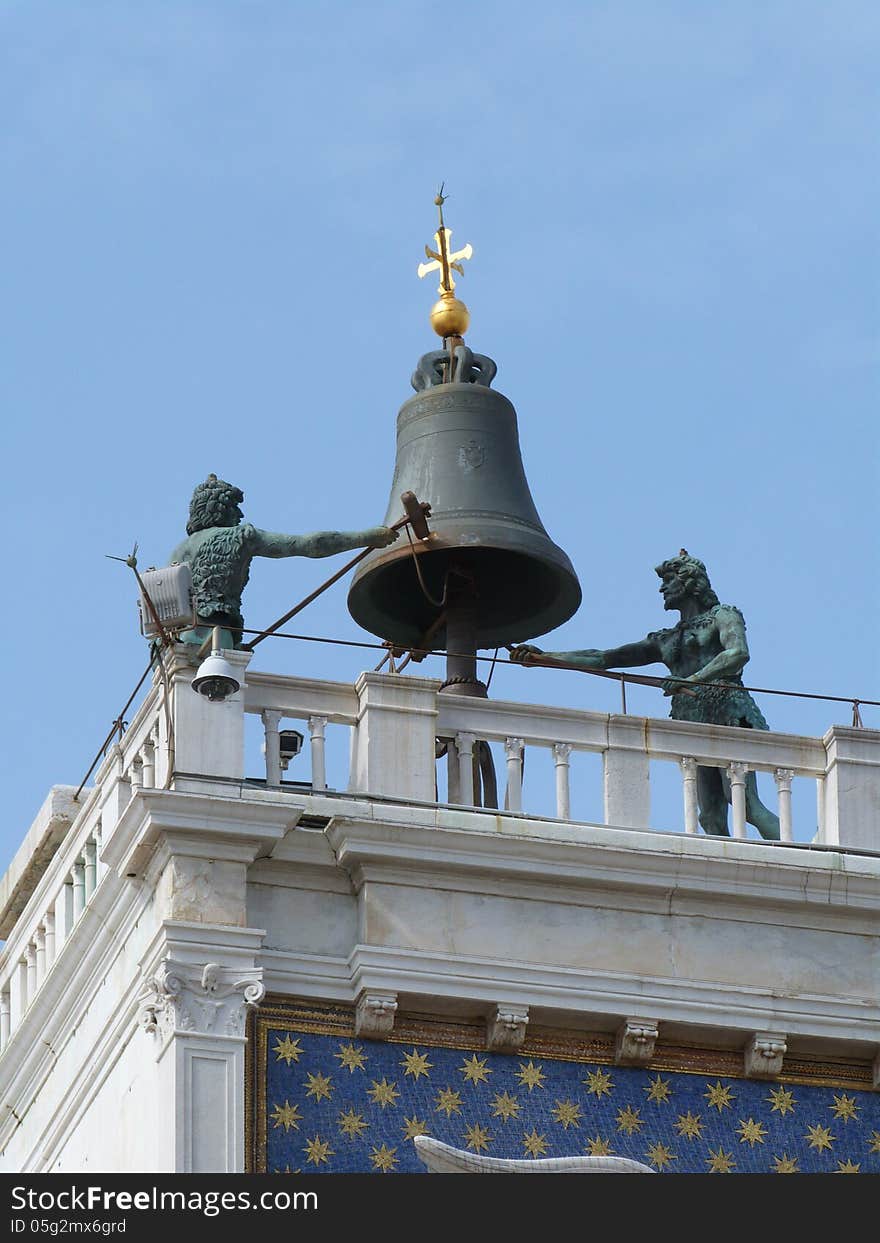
left=192, top=635, right=241, bottom=702
left=260, top=728, right=304, bottom=772
left=279, top=730, right=304, bottom=768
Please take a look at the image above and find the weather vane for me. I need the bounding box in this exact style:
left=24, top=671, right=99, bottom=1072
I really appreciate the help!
left=417, top=184, right=473, bottom=340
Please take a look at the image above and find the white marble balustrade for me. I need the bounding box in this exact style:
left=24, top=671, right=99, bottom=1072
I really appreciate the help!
left=0, top=808, right=105, bottom=1055
left=436, top=694, right=828, bottom=841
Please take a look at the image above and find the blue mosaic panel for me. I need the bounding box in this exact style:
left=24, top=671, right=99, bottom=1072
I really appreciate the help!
left=255, top=1017, right=880, bottom=1174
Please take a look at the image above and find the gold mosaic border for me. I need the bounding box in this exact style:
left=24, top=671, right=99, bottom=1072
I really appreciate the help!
left=245, top=994, right=876, bottom=1172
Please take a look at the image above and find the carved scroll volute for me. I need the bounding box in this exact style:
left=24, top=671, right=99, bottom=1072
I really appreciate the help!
left=138, top=960, right=265, bottom=1044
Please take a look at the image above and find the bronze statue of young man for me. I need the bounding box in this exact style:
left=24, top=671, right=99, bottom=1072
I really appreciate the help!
left=511, top=550, right=780, bottom=840
left=170, top=474, right=398, bottom=648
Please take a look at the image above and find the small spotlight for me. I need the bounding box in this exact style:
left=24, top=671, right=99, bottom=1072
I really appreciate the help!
left=192, top=629, right=241, bottom=701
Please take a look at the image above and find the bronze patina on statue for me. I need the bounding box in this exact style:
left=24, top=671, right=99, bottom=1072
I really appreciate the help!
left=170, top=474, right=398, bottom=649
left=512, top=551, right=780, bottom=840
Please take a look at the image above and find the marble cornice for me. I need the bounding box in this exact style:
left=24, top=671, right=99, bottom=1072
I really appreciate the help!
left=323, top=815, right=880, bottom=926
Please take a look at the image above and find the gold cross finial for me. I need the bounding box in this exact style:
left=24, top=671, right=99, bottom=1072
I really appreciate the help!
left=417, top=185, right=473, bottom=340
left=417, top=184, right=473, bottom=294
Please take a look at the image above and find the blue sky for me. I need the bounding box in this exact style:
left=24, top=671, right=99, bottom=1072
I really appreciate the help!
left=1, top=2, right=877, bottom=865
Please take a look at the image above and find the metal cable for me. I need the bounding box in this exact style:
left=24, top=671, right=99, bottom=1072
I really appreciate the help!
left=74, top=656, right=156, bottom=801
left=237, top=627, right=877, bottom=713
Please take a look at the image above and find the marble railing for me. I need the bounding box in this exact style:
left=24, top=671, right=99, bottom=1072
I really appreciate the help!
left=243, top=672, right=875, bottom=850
left=0, top=789, right=105, bottom=1055
left=0, top=677, right=168, bottom=1055
left=435, top=695, right=825, bottom=839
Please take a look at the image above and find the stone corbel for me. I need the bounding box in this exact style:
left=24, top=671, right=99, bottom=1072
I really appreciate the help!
left=354, top=989, right=398, bottom=1039
left=138, top=960, right=265, bottom=1045
left=744, top=1032, right=787, bottom=1079
left=614, top=1018, right=659, bottom=1066
left=486, top=1004, right=529, bottom=1053
left=873, top=1049, right=880, bottom=1091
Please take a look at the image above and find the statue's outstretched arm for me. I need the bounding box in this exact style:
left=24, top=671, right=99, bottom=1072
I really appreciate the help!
left=680, top=607, right=750, bottom=684
left=511, top=637, right=661, bottom=670
left=251, top=526, right=398, bottom=560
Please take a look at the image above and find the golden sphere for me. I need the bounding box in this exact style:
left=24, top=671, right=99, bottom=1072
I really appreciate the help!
left=430, top=293, right=470, bottom=339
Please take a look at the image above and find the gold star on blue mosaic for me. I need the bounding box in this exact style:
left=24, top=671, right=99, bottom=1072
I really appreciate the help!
left=370, top=1143, right=398, bottom=1172
left=704, top=1081, right=734, bottom=1111
left=831, top=1093, right=859, bottom=1122
left=334, top=1042, right=367, bottom=1073
left=303, top=1135, right=334, bottom=1166
left=272, top=1034, right=303, bottom=1066
left=552, top=1100, right=582, bottom=1129
left=767, top=1085, right=796, bottom=1116
left=435, top=1086, right=463, bottom=1117
left=805, top=1123, right=835, bottom=1151
left=675, top=1111, right=703, bottom=1140
left=645, top=1074, right=672, bottom=1103
left=517, top=1060, right=546, bottom=1091
left=259, top=1016, right=880, bottom=1174
left=646, top=1141, right=676, bottom=1170
left=616, top=1105, right=644, bottom=1135
left=337, top=1108, right=368, bottom=1140
left=736, top=1118, right=767, bottom=1146
left=400, top=1048, right=433, bottom=1079
left=583, top=1067, right=613, bottom=1098
left=464, top=1123, right=492, bottom=1153
left=304, top=1071, right=333, bottom=1102
left=402, top=1115, right=430, bottom=1140
left=522, top=1128, right=548, bottom=1158
left=367, top=1078, right=400, bottom=1107
left=270, top=1101, right=302, bottom=1132
left=459, top=1054, right=491, bottom=1085
left=707, top=1146, right=735, bottom=1173
left=490, top=1091, right=521, bottom=1122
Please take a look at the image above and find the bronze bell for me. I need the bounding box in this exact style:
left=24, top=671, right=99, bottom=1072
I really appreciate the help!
left=348, top=348, right=581, bottom=653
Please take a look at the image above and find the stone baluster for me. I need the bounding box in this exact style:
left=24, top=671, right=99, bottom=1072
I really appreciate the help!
left=142, top=736, right=156, bottom=789
left=13, top=958, right=29, bottom=1024
left=728, top=762, right=748, bottom=839
left=0, top=991, right=10, bottom=1049
left=774, top=769, right=794, bottom=843
left=26, top=943, right=37, bottom=1000
left=261, top=710, right=282, bottom=786
left=552, top=742, right=572, bottom=820
left=84, top=839, right=98, bottom=900
left=130, top=754, right=143, bottom=791
left=680, top=757, right=699, bottom=834
left=43, top=913, right=55, bottom=971
left=456, top=732, right=476, bottom=807
left=308, top=716, right=328, bottom=791
left=504, top=738, right=525, bottom=813
left=93, top=823, right=105, bottom=882
left=446, top=740, right=461, bottom=805
left=35, top=925, right=46, bottom=987
left=816, top=777, right=826, bottom=843
left=72, top=859, right=86, bottom=921
left=61, top=878, right=75, bottom=938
